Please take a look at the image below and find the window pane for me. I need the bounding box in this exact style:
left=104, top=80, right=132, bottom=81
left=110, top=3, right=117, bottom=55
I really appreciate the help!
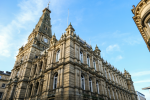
left=0, top=92, right=3, bottom=98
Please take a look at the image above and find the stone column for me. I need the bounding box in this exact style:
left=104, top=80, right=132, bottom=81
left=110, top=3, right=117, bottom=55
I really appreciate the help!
left=57, top=69, right=61, bottom=88
left=35, top=62, right=40, bottom=75
left=25, top=84, right=30, bottom=98
left=78, top=47, right=81, bottom=63
left=47, top=71, right=52, bottom=90
left=30, top=64, right=35, bottom=77
left=90, top=55, right=93, bottom=68
left=62, top=42, right=66, bottom=62
left=50, top=50, right=54, bottom=68
left=59, top=44, right=63, bottom=63
left=60, top=68, right=64, bottom=87
left=84, top=51, right=87, bottom=65
left=92, top=77, right=97, bottom=93
left=85, top=75, right=89, bottom=91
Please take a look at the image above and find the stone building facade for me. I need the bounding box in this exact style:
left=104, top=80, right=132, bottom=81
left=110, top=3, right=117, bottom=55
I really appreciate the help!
left=132, top=0, right=150, bottom=51
left=0, top=71, right=11, bottom=100
left=3, top=5, right=137, bottom=100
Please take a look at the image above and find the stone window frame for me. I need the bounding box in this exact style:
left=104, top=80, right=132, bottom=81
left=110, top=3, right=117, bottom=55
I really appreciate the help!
left=39, top=61, right=43, bottom=73
left=53, top=73, right=58, bottom=89
left=80, top=50, right=83, bottom=63
left=87, top=54, right=90, bottom=67
left=93, top=59, right=96, bottom=71
left=56, top=49, right=60, bottom=62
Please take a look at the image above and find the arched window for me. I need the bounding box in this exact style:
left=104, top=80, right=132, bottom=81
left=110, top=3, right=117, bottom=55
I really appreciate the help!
left=53, top=73, right=58, bottom=89
left=89, top=78, right=93, bottom=92
left=81, top=75, right=85, bottom=90
left=87, top=55, right=90, bottom=67
left=80, top=51, right=83, bottom=63
left=56, top=50, right=60, bottom=62
left=93, top=60, right=96, bottom=70
left=96, top=81, right=99, bottom=94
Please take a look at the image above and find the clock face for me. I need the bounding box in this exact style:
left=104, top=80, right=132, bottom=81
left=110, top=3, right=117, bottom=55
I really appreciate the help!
left=44, top=38, right=48, bottom=43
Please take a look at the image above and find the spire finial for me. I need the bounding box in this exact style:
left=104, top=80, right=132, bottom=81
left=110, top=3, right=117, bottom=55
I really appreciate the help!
left=47, top=1, right=50, bottom=9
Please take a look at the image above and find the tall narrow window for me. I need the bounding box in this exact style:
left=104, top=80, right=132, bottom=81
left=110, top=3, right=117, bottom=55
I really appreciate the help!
left=81, top=75, right=85, bottom=90
left=93, top=60, right=96, bottom=70
left=89, top=78, right=93, bottom=92
left=80, top=51, right=83, bottom=63
left=56, top=50, right=60, bottom=62
left=0, top=92, right=3, bottom=99
left=0, top=76, right=1, bottom=79
left=35, top=82, right=39, bottom=95
left=96, top=81, right=99, bottom=94
left=87, top=55, right=90, bottom=67
left=53, top=73, right=58, bottom=89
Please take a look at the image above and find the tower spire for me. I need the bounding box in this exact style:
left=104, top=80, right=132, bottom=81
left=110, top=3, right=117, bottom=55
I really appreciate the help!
left=47, top=1, right=50, bottom=9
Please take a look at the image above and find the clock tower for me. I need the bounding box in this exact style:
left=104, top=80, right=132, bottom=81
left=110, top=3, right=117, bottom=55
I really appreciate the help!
left=3, top=5, right=52, bottom=100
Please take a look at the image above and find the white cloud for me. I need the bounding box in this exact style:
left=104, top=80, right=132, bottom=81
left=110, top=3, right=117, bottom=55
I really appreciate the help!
left=116, top=55, right=123, bottom=61
left=106, top=44, right=120, bottom=53
left=0, top=0, right=46, bottom=57
left=132, top=71, right=150, bottom=77
left=123, top=36, right=142, bottom=45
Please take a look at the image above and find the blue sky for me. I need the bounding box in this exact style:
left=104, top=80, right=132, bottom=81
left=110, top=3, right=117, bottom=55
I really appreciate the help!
left=0, top=0, right=150, bottom=99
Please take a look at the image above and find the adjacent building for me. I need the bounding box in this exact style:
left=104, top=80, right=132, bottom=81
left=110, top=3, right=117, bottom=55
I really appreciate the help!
left=132, top=0, right=150, bottom=51
left=132, top=0, right=150, bottom=96
left=0, top=71, right=11, bottom=100
left=136, top=91, right=146, bottom=100
left=3, top=4, right=137, bottom=100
